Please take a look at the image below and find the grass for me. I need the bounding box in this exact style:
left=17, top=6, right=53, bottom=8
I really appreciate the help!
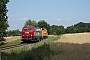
left=1, top=35, right=61, bottom=60
left=0, top=39, right=21, bottom=48
left=1, top=34, right=90, bottom=60
left=50, top=43, right=90, bottom=60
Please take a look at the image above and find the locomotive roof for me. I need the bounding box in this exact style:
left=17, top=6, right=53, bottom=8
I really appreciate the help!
left=23, top=25, right=34, bottom=28
left=23, top=25, right=40, bottom=29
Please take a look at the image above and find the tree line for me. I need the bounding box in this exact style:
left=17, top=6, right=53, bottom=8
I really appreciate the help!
left=0, top=0, right=90, bottom=42
left=6, top=29, right=21, bottom=36
left=6, top=20, right=90, bottom=36
left=24, top=19, right=66, bottom=35
left=24, top=20, right=90, bottom=35
left=66, top=22, right=90, bottom=33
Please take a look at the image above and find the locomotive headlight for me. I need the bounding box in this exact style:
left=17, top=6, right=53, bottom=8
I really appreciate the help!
left=31, top=34, right=32, bottom=36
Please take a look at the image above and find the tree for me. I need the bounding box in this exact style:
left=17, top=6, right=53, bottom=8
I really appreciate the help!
left=50, top=25, right=65, bottom=35
left=6, top=29, right=21, bottom=36
left=50, top=25, right=58, bottom=35
left=38, top=20, right=50, bottom=34
left=6, top=30, right=11, bottom=36
left=66, top=25, right=78, bottom=33
left=24, top=19, right=38, bottom=27
left=74, top=22, right=90, bottom=33
left=0, top=0, right=9, bottom=41
left=58, top=25, right=65, bottom=34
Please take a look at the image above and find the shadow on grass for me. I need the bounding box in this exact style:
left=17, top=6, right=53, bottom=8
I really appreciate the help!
left=1, top=43, right=53, bottom=60
left=1, top=42, right=90, bottom=60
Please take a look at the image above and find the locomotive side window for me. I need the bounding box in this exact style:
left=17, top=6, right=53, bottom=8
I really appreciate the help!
left=28, top=28, right=32, bottom=30
left=23, top=28, right=27, bottom=30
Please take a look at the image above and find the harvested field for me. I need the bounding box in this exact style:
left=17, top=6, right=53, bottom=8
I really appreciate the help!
left=4, top=35, right=54, bottom=42
left=4, top=36, right=21, bottom=42
left=55, top=33, right=90, bottom=44
left=50, top=33, right=90, bottom=60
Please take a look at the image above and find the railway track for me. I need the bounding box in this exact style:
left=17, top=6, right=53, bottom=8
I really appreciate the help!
left=0, top=43, right=30, bottom=52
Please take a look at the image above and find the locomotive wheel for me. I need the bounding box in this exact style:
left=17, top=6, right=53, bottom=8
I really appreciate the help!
left=41, top=38, right=43, bottom=40
left=37, top=38, right=41, bottom=42
left=38, top=39, right=40, bottom=42
left=40, top=38, right=42, bottom=41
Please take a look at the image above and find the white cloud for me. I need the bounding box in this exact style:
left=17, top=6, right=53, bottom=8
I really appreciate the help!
left=57, top=18, right=61, bottom=21
left=22, top=18, right=28, bottom=20
left=67, top=18, right=71, bottom=20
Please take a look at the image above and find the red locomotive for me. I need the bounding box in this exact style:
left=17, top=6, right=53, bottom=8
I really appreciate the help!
left=22, top=25, right=42, bottom=42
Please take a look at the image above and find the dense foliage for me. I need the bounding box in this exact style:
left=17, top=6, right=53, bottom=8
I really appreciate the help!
left=50, top=25, right=65, bottom=35
left=6, top=20, right=90, bottom=36
left=38, top=20, right=50, bottom=34
left=24, top=20, right=90, bottom=35
left=6, top=29, right=21, bottom=36
left=66, top=22, right=90, bottom=33
left=0, top=0, right=9, bottom=41
left=24, top=19, right=38, bottom=27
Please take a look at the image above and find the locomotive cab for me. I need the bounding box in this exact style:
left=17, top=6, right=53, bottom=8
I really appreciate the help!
left=22, top=25, right=42, bottom=42
left=22, top=26, right=34, bottom=42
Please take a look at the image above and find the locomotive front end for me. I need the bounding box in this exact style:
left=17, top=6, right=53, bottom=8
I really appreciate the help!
left=22, top=26, right=34, bottom=42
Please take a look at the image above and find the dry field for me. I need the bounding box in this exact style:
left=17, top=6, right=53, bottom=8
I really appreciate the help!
left=4, top=36, right=21, bottom=42
left=4, top=35, right=53, bottom=42
left=50, top=33, right=90, bottom=60
left=55, top=33, right=90, bottom=44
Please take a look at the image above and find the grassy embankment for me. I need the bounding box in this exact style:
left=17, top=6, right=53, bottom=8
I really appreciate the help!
left=1, top=33, right=90, bottom=60
left=1, top=35, right=61, bottom=60
left=0, top=39, right=21, bottom=48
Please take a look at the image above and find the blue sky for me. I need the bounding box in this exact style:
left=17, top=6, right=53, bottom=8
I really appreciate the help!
left=7, top=0, right=90, bottom=31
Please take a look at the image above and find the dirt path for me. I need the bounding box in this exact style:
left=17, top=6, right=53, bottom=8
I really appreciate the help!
left=55, top=33, right=90, bottom=44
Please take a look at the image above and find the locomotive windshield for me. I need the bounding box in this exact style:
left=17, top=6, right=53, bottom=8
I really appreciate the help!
left=28, top=28, right=32, bottom=30
left=23, top=28, right=32, bottom=31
